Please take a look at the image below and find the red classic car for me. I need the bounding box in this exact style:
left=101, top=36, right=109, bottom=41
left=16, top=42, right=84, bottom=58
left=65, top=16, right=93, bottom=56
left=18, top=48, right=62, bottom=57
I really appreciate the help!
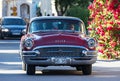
left=19, top=16, right=97, bottom=75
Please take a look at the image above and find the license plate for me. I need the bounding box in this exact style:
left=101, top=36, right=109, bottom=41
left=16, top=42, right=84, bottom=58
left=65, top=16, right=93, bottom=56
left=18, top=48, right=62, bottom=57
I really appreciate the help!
left=11, top=30, right=21, bottom=32
left=12, top=30, right=21, bottom=35
left=12, top=32, right=21, bottom=35
left=54, top=58, right=67, bottom=64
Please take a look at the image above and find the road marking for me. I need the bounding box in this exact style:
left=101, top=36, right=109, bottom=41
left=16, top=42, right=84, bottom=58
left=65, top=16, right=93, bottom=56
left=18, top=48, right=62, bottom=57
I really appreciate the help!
left=0, top=50, right=19, bottom=53
left=0, top=62, right=21, bottom=65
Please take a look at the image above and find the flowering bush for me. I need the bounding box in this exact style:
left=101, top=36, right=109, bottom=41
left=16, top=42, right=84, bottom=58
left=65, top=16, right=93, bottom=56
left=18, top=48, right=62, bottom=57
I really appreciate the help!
left=88, top=0, right=120, bottom=59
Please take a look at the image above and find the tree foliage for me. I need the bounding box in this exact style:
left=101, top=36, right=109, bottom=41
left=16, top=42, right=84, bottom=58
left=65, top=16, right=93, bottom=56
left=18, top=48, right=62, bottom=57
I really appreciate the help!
left=55, top=0, right=92, bottom=16
left=65, top=6, right=89, bottom=27
left=55, top=0, right=75, bottom=16
left=77, top=0, right=91, bottom=8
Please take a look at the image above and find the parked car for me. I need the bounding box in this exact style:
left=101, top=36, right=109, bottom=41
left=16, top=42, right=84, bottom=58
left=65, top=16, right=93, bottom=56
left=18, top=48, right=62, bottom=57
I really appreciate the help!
left=0, top=16, right=26, bottom=39
left=19, top=16, right=97, bottom=75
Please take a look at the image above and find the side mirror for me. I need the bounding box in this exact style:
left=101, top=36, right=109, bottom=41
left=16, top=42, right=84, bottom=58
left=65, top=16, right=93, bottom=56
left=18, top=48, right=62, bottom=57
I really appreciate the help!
left=22, top=29, right=26, bottom=35
left=22, top=23, right=29, bottom=35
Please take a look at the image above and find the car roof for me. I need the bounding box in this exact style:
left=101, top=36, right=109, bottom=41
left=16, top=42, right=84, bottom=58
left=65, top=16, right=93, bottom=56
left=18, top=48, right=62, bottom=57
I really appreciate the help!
left=30, top=16, right=83, bottom=22
left=2, top=16, right=23, bottom=19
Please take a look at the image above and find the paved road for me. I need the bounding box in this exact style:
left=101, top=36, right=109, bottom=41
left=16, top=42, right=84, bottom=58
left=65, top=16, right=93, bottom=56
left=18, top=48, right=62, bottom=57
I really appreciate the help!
left=0, top=39, right=120, bottom=81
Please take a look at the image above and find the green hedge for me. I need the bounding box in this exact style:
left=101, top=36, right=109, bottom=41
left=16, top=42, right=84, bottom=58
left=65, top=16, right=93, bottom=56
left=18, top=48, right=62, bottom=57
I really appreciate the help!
left=65, top=6, right=90, bottom=27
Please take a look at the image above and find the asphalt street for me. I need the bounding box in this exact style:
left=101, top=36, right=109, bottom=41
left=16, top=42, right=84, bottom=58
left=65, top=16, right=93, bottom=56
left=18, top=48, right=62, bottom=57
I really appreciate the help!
left=0, top=39, right=120, bottom=81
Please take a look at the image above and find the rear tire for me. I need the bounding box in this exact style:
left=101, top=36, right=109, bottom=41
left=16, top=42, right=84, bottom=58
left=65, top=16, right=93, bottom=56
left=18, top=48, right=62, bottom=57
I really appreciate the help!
left=0, top=33, right=4, bottom=39
left=26, top=64, right=35, bottom=75
left=81, top=65, right=92, bottom=75
left=76, top=66, right=82, bottom=71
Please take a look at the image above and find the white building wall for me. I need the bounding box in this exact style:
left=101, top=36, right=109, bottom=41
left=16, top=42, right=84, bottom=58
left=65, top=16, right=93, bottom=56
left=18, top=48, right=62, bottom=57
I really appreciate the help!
left=0, top=0, right=2, bottom=18
left=40, top=0, right=46, bottom=16
left=46, top=0, right=52, bottom=16
left=32, top=0, right=40, bottom=17
left=16, top=1, right=21, bottom=17
left=40, top=0, right=53, bottom=16
left=51, top=0, right=57, bottom=16
left=1, top=0, right=57, bottom=19
left=8, top=1, right=13, bottom=16
left=15, top=0, right=30, bottom=18
left=2, top=0, right=8, bottom=17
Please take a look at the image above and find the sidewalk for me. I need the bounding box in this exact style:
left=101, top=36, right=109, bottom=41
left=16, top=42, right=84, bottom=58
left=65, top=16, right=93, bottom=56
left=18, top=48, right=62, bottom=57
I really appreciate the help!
left=94, top=59, right=120, bottom=68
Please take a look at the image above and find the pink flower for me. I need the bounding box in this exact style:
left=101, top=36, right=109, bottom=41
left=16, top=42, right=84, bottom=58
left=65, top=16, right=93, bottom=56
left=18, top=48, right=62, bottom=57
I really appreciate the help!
left=114, top=14, right=119, bottom=19
left=101, top=31, right=105, bottom=36
left=107, top=26, right=113, bottom=31
left=100, top=15, right=104, bottom=19
left=110, top=21, right=114, bottom=25
left=99, top=43, right=105, bottom=47
left=117, top=28, right=120, bottom=30
left=117, top=21, right=120, bottom=25
left=88, top=4, right=93, bottom=10
left=88, top=28, right=92, bottom=31
left=96, top=28, right=100, bottom=34
left=107, top=0, right=119, bottom=11
left=111, top=42, right=117, bottom=47
left=93, top=0, right=96, bottom=3
left=118, top=5, right=120, bottom=11
left=107, top=54, right=111, bottom=59
left=91, top=13, right=96, bottom=18
left=107, top=3, right=114, bottom=11
left=98, top=49, right=104, bottom=53
left=87, top=21, right=91, bottom=25
left=99, top=25, right=103, bottom=29
left=113, top=8, right=120, bottom=20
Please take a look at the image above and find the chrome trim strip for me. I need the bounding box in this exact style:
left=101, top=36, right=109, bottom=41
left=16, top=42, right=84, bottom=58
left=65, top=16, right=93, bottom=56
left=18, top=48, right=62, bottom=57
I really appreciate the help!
left=23, top=51, right=37, bottom=54
left=87, top=50, right=97, bottom=54
left=86, top=55, right=97, bottom=57
left=87, top=51, right=97, bottom=57
left=23, top=50, right=40, bottom=54
left=22, top=51, right=37, bottom=56
left=47, top=50, right=73, bottom=53
left=23, top=55, right=36, bottom=56
left=33, top=45, right=88, bottom=51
